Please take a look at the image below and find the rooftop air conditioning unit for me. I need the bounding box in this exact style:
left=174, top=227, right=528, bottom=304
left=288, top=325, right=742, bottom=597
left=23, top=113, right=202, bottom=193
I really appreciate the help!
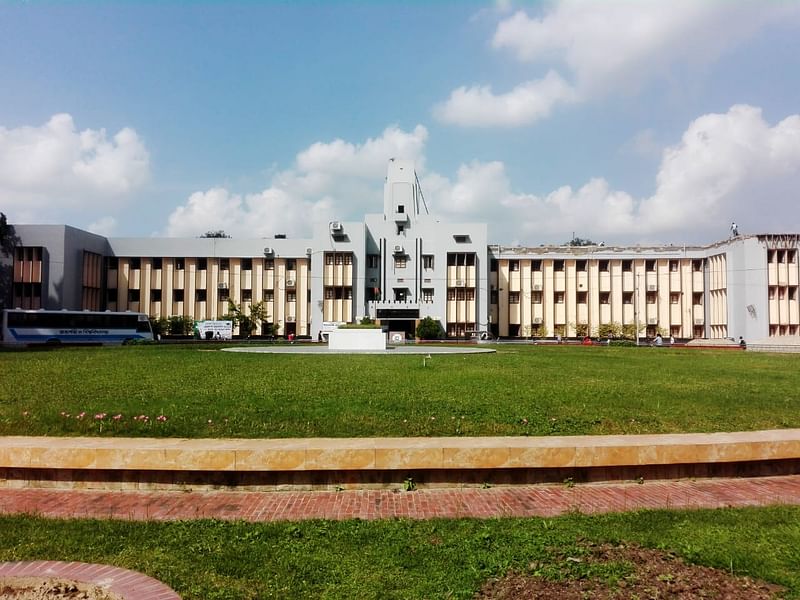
left=305, top=247, right=313, bottom=255
left=648, top=318, right=658, bottom=325
left=647, top=284, right=657, bottom=291
left=533, top=317, right=543, bottom=324
left=286, top=316, right=295, bottom=322
left=533, top=284, right=542, bottom=291
left=217, top=283, right=228, bottom=289
left=330, top=221, right=343, bottom=232
left=694, top=318, right=704, bottom=325
left=455, top=279, right=465, bottom=286
left=286, top=279, right=295, bottom=287
left=393, top=245, right=404, bottom=254
left=263, top=247, right=274, bottom=256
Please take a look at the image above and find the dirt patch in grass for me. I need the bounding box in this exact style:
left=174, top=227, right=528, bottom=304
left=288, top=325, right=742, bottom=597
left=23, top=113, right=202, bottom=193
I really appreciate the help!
left=0, top=577, right=123, bottom=600
left=475, top=543, right=785, bottom=599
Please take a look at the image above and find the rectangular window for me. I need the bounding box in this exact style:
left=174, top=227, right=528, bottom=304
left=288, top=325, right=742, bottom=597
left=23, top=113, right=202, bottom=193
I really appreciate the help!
left=490, top=259, right=498, bottom=272
left=532, top=260, right=542, bottom=271
left=646, top=291, right=657, bottom=304
left=622, top=260, right=632, bottom=272
left=344, top=254, right=352, bottom=265
left=670, top=260, right=679, bottom=272
left=453, top=234, right=470, bottom=243
left=107, top=257, right=119, bottom=270
left=130, top=257, right=141, bottom=270
left=195, top=289, right=207, bottom=302
left=264, top=290, right=274, bottom=302
left=554, top=292, right=565, bottom=304
left=325, top=288, right=335, bottom=299
left=264, top=259, right=274, bottom=270
left=576, top=260, right=587, bottom=272
left=242, top=258, right=252, bottom=271
left=670, top=292, right=680, bottom=304
left=532, top=291, right=543, bottom=304
left=769, top=286, right=777, bottom=300
left=397, top=224, right=405, bottom=234
left=509, top=292, right=520, bottom=304
left=173, top=289, right=184, bottom=302
left=175, top=258, right=185, bottom=270
left=220, top=258, right=230, bottom=271
left=600, top=291, right=610, bottom=304
left=107, top=289, right=118, bottom=302
left=422, top=288, right=434, bottom=302
left=623, top=292, right=633, bottom=304
left=242, top=289, right=252, bottom=301
left=152, top=257, right=162, bottom=270
left=789, top=250, right=797, bottom=264
left=394, top=255, right=407, bottom=268
left=693, top=292, right=703, bottom=305
left=198, top=257, right=208, bottom=270
left=466, top=289, right=475, bottom=301
left=599, top=260, right=609, bottom=272
left=287, top=291, right=297, bottom=302
left=448, top=288, right=456, bottom=301
left=335, top=254, right=344, bottom=265
left=367, top=254, right=380, bottom=268
left=325, top=253, right=334, bottom=265
left=692, top=259, right=703, bottom=272
left=286, top=259, right=296, bottom=271
left=577, top=291, right=587, bottom=304
left=150, top=289, right=162, bottom=302
left=218, top=287, right=229, bottom=301
left=423, top=255, right=434, bottom=269
left=490, top=290, right=498, bottom=304
left=128, top=289, right=140, bottom=302
left=646, top=260, right=656, bottom=271
left=553, top=260, right=564, bottom=272
left=509, top=260, right=519, bottom=272
left=790, top=287, right=798, bottom=301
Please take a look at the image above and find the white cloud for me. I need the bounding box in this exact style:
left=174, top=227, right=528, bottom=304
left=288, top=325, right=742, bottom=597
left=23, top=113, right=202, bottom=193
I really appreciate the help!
left=86, top=216, right=117, bottom=237
left=164, top=125, right=428, bottom=237
left=437, top=0, right=800, bottom=127
left=0, top=114, right=149, bottom=222
left=433, top=71, right=576, bottom=127
left=492, top=1, right=799, bottom=93
left=427, top=105, right=800, bottom=243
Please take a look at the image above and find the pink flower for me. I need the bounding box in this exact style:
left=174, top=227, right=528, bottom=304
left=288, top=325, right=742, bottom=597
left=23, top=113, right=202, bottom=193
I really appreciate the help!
left=113, top=414, right=123, bottom=421
left=156, top=415, right=167, bottom=422
left=22, top=411, right=29, bottom=417
left=94, top=413, right=107, bottom=420
left=76, top=412, right=86, bottom=420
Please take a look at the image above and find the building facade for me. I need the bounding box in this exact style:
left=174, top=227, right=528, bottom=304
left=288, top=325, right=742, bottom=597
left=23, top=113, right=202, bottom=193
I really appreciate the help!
left=4, top=160, right=799, bottom=342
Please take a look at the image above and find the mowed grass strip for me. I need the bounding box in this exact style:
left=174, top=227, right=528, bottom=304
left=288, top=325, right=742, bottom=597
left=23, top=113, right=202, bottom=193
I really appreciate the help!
left=1, top=506, right=799, bottom=599
left=1, top=344, right=799, bottom=438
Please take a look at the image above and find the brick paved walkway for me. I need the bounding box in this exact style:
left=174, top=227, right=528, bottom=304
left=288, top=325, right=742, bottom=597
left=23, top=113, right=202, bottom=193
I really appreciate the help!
left=1, top=475, right=799, bottom=522
left=0, top=560, right=180, bottom=599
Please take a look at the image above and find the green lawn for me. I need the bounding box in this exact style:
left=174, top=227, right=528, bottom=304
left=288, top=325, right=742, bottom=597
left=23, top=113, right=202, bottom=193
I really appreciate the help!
left=1, top=344, right=799, bottom=438
left=1, top=506, right=799, bottom=599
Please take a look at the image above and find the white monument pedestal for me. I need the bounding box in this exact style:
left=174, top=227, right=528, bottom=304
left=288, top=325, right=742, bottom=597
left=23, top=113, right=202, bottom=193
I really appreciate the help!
left=328, top=328, right=386, bottom=351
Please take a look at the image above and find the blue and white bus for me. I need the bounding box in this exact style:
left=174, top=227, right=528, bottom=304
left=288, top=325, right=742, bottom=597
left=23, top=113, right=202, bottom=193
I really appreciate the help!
left=1, top=309, right=154, bottom=346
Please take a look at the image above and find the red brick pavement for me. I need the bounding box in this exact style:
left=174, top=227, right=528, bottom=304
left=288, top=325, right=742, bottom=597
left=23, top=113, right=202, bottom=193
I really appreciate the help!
left=1, top=475, right=799, bottom=523
left=0, top=560, right=180, bottom=599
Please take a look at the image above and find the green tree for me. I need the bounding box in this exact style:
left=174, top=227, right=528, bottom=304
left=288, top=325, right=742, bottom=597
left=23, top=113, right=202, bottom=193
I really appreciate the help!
left=200, top=230, right=231, bottom=238
left=595, top=321, right=623, bottom=339
left=167, top=315, right=194, bottom=335
left=223, top=300, right=270, bottom=337
left=0, top=213, right=20, bottom=311
left=416, top=317, right=443, bottom=340
left=565, top=236, right=596, bottom=247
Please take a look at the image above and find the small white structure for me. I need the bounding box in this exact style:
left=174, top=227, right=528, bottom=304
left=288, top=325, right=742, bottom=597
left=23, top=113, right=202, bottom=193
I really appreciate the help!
left=328, top=328, right=386, bottom=350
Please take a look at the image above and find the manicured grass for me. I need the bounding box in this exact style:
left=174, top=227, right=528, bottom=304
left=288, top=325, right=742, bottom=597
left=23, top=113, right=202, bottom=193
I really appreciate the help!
left=1, top=506, right=799, bottom=599
left=1, top=344, right=799, bottom=438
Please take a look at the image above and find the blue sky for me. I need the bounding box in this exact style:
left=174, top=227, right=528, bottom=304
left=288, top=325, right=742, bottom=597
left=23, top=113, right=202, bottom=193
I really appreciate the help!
left=2, top=1, right=800, bottom=245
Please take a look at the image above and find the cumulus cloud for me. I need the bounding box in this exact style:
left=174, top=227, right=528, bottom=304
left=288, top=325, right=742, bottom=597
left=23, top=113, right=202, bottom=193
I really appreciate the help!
left=0, top=114, right=149, bottom=222
left=437, top=1, right=800, bottom=127
left=427, top=105, right=800, bottom=243
left=87, top=216, right=117, bottom=237
left=433, top=71, right=576, bottom=127
left=164, top=125, right=428, bottom=237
